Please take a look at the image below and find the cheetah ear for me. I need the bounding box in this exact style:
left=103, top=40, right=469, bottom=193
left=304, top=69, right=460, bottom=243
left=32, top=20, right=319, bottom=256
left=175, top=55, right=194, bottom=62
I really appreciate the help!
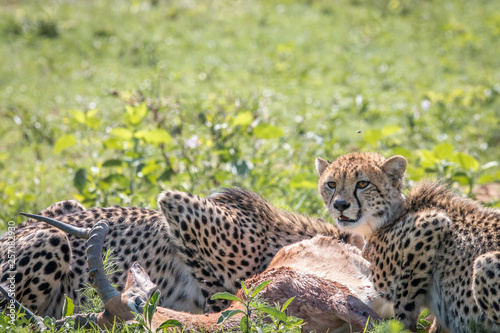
left=382, top=155, right=407, bottom=189
left=315, top=157, right=330, bottom=176
left=125, top=262, right=157, bottom=295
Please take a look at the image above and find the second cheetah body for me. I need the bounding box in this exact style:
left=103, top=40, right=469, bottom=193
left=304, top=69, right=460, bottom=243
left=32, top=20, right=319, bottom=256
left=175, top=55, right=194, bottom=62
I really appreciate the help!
left=0, top=188, right=338, bottom=318
left=365, top=182, right=500, bottom=332
left=316, top=152, right=500, bottom=332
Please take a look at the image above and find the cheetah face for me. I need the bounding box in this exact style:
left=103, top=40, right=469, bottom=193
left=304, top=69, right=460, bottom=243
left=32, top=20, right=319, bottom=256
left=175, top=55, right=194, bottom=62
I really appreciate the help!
left=315, top=153, right=407, bottom=238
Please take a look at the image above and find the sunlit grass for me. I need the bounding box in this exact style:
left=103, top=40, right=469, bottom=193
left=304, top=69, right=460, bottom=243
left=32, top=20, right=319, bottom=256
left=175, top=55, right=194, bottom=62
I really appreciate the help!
left=1, top=1, right=499, bottom=227
left=0, top=0, right=499, bottom=331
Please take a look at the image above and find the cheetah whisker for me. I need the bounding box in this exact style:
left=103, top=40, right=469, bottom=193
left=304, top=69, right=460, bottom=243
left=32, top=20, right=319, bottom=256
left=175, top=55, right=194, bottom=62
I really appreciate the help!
left=20, top=212, right=91, bottom=239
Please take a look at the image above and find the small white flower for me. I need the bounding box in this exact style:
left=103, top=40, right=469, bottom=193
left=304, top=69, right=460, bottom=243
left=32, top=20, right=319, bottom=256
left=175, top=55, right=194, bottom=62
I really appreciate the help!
left=421, top=99, right=431, bottom=110
left=355, top=95, right=363, bottom=107
left=184, top=135, right=201, bottom=149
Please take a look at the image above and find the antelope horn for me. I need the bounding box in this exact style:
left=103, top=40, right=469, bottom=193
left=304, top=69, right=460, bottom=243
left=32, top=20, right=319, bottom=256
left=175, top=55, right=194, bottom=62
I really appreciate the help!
left=0, top=285, right=46, bottom=331
left=15, top=214, right=120, bottom=327
left=19, top=214, right=120, bottom=306
left=19, top=213, right=90, bottom=239
left=86, top=220, right=120, bottom=303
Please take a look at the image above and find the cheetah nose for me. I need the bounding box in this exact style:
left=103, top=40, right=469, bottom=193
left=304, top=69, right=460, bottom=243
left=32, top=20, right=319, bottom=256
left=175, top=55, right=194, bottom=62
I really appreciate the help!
left=333, top=200, right=351, bottom=212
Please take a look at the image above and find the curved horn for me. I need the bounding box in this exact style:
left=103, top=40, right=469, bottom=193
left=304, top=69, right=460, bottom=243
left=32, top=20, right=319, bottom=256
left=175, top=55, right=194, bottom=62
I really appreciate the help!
left=19, top=212, right=90, bottom=239
left=87, top=220, right=120, bottom=303
left=0, top=285, right=46, bottom=331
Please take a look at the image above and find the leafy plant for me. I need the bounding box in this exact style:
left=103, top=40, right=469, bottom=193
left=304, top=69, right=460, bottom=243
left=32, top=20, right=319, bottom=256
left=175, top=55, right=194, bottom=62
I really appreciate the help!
left=264, top=297, right=303, bottom=332
left=211, top=280, right=303, bottom=333
left=128, top=290, right=182, bottom=333
left=0, top=307, right=39, bottom=333
left=397, top=143, right=499, bottom=195
left=367, top=309, right=430, bottom=333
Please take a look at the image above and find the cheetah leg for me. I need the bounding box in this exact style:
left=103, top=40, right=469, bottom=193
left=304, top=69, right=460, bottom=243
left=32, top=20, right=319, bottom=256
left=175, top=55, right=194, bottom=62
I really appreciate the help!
left=473, top=251, right=500, bottom=324
left=158, top=191, right=259, bottom=313
left=391, top=263, right=434, bottom=331
left=0, top=200, right=85, bottom=318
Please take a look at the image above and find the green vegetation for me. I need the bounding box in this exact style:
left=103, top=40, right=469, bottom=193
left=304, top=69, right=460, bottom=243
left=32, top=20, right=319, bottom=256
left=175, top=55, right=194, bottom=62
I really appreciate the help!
left=1, top=0, right=499, bottom=332
left=211, top=280, right=303, bottom=332
left=1, top=0, right=499, bottom=225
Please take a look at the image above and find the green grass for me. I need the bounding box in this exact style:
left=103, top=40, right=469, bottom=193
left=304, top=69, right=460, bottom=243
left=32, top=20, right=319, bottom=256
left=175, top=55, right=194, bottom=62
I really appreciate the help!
left=1, top=0, right=499, bottom=225
left=0, top=0, right=499, bottom=332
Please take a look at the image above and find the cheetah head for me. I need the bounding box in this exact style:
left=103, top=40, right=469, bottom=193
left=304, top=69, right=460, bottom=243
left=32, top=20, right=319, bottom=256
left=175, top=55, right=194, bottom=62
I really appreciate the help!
left=316, top=152, right=407, bottom=239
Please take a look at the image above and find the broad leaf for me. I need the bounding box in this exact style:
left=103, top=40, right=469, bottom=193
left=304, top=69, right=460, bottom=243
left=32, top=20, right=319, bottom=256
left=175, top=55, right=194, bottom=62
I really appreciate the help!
left=111, top=127, right=133, bottom=140
left=451, top=152, right=479, bottom=171
left=85, top=109, right=101, bottom=129
left=240, top=315, right=248, bottom=333
left=363, top=129, right=382, bottom=147
left=253, top=124, right=283, bottom=139
left=433, top=143, right=454, bottom=159
left=69, top=109, right=86, bottom=124
left=281, top=296, right=295, bottom=311
left=62, top=295, right=75, bottom=317
left=254, top=306, right=287, bottom=322
left=102, top=174, right=129, bottom=189
left=73, top=168, right=87, bottom=193
left=156, top=319, right=183, bottom=331
left=102, top=159, right=122, bottom=167
left=43, top=316, right=56, bottom=328
left=211, top=292, right=241, bottom=302
left=54, top=134, right=77, bottom=154
left=241, top=281, right=249, bottom=296
left=251, top=279, right=272, bottom=297
left=478, top=174, right=496, bottom=184
left=216, top=309, right=245, bottom=325
left=419, top=150, right=439, bottom=169
left=135, top=128, right=172, bottom=145
left=126, top=103, right=148, bottom=125
left=141, top=159, right=160, bottom=176
left=146, top=290, right=161, bottom=327
left=233, top=111, right=253, bottom=127
left=381, top=125, right=401, bottom=137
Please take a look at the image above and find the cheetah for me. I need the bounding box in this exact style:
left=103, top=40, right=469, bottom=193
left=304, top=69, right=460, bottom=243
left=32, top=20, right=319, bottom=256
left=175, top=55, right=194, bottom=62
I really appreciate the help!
left=315, top=152, right=500, bottom=332
left=0, top=188, right=338, bottom=318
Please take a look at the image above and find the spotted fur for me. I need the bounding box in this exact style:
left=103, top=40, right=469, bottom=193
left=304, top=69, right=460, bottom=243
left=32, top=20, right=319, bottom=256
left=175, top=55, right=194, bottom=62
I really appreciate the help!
left=0, top=188, right=338, bottom=318
left=316, top=152, right=500, bottom=332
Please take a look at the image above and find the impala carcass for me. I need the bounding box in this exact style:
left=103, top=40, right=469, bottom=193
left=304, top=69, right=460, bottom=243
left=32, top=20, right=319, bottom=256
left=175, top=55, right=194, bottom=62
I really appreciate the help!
left=2, top=214, right=392, bottom=332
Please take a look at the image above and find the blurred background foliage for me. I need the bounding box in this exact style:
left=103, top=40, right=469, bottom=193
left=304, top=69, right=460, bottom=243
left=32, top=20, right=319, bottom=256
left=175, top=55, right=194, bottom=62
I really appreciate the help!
left=0, top=0, right=499, bottom=229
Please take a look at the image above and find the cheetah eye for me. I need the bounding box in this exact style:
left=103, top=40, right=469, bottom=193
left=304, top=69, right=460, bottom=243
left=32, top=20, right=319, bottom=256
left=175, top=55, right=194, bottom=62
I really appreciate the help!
left=356, top=181, right=370, bottom=189
left=326, top=181, right=336, bottom=190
